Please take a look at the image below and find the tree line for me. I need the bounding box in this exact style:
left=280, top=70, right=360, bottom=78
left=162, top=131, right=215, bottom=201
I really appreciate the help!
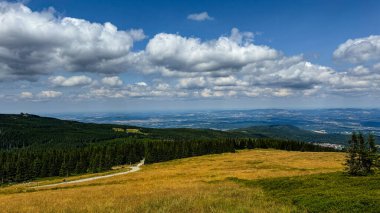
left=0, top=125, right=128, bottom=150
left=345, top=132, right=379, bottom=176
left=0, top=139, right=145, bottom=183
left=231, top=138, right=337, bottom=152
left=144, top=139, right=235, bottom=163
left=0, top=137, right=337, bottom=184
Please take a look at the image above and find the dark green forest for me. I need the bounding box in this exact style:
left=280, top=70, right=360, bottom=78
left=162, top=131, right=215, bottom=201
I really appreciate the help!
left=0, top=114, right=337, bottom=184
left=230, top=125, right=352, bottom=144
left=0, top=114, right=135, bottom=149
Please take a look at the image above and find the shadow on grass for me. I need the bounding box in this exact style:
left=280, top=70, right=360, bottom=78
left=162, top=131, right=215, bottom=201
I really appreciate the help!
left=228, top=172, right=380, bottom=213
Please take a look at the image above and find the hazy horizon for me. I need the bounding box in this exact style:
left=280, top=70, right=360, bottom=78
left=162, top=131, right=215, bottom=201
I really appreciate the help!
left=38, top=109, right=380, bottom=136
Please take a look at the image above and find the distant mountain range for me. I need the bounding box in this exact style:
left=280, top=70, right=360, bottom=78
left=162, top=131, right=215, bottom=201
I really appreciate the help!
left=47, top=109, right=380, bottom=136
left=2, top=113, right=378, bottom=150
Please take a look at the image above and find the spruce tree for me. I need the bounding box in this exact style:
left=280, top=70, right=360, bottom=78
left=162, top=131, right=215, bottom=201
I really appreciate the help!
left=358, top=132, right=368, bottom=174
left=368, top=133, right=379, bottom=170
left=59, top=158, right=69, bottom=177
left=346, top=132, right=359, bottom=175
left=346, top=132, right=378, bottom=176
left=32, top=158, right=42, bottom=179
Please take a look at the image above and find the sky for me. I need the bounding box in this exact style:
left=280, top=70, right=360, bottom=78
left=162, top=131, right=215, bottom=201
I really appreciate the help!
left=1, top=0, right=380, bottom=113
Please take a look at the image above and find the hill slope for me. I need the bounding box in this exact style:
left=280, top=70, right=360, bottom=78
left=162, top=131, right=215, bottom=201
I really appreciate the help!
left=0, top=113, right=339, bottom=184
left=0, top=113, right=355, bottom=151
left=230, top=125, right=351, bottom=144
left=3, top=149, right=377, bottom=213
left=0, top=113, right=138, bottom=149
left=0, top=113, right=239, bottom=150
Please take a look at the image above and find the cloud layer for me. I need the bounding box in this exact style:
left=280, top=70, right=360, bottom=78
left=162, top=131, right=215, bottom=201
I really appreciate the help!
left=0, top=2, right=379, bottom=103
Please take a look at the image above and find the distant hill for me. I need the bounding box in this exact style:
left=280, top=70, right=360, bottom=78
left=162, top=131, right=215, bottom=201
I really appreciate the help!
left=0, top=114, right=239, bottom=150
left=0, top=113, right=142, bottom=149
left=229, top=125, right=351, bottom=145
left=1, top=114, right=375, bottom=151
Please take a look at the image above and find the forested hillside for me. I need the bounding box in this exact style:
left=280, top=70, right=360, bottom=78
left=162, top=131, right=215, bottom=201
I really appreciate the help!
left=0, top=114, right=136, bottom=149
left=230, top=125, right=352, bottom=144
left=0, top=114, right=338, bottom=183
left=0, top=137, right=335, bottom=183
left=0, top=114, right=241, bottom=150
left=0, top=114, right=354, bottom=150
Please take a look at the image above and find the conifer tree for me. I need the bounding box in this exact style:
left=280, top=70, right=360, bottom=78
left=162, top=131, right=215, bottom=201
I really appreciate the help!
left=346, top=132, right=359, bottom=175
left=368, top=133, right=379, bottom=169
left=346, top=132, right=378, bottom=176
left=32, top=158, right=42, bottom=178
left=59, top=158, right=69, bottom=177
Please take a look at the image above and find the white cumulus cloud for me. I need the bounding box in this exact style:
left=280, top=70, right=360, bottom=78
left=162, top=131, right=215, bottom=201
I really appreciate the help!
left=101, top=76, right=123, bottom=86
left=37, top=90, right=62, bottom=98
left=187, top=12, right=214, bottom=21
left=272, top=88, right=292, bottom=97
left=136, top=82, right=148, bottom=87
left=143, top=29, right=353, bottom=98
left=145, top=29, right=278, bottom=76
left=19, top=91, right=33, bottom=99
left=0, top=2, right=145, bottom=80
left=333, top=35, right=380, bottom=63
left=178, top=77, right=207, bottom=89
left=49, top=75, right=93, bottom=87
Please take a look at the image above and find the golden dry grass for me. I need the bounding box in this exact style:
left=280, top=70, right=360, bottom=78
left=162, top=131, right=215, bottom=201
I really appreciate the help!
left=0, top=165, right=132, bottom=193
left=0, top=149, right=345, bottom=213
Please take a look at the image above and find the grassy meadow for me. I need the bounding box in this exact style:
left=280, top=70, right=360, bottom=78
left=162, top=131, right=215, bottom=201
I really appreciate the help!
left=1, top=149, right=377, bottom=212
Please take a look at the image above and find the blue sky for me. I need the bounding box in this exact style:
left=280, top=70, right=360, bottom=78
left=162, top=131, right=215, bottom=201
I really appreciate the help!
left=1, top=0, right=380, bottom=112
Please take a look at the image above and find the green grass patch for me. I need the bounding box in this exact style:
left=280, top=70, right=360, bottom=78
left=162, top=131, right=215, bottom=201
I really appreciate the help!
left=229, top=172, right=380, bottom=213
left=126, top=128, right=144, bottom=134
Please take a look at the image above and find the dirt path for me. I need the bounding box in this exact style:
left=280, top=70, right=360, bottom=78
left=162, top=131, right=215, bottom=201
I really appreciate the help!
left=35, top=159, right=145, bottom=188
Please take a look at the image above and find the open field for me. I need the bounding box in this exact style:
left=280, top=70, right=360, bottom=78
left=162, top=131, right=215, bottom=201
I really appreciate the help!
left=112, top=128, right=145, bottom=134
left=1, top=149, right=373, bottom=212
